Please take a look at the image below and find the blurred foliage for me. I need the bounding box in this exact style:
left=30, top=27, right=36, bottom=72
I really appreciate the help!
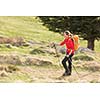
left=38, top=16, right=100, bottom=50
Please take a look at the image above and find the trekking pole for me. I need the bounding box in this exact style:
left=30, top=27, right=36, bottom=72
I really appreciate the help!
left=53, top=43, right=81, bottom=76
left=53, top=43, right=59, bottom=57
left=53, top=43, right=63, bottom=69
left=72, top=63, right=81, bottom=78
left=53, top=43, right=81, bottom=77
left=68, top=58, right=81, bottom=79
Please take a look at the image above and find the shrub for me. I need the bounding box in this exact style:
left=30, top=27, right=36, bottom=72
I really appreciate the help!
left=73, top=53, right=94, bottom=61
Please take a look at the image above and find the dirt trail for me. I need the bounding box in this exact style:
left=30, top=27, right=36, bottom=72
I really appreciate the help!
left=16, top=66, right=100, bottom=83
left=0, top=60, right=100, bottom=83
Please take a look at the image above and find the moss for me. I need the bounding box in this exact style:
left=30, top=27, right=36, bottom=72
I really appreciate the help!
left=8, top=65, right=20, bottom=72
left=73, top=53, right=94, bottom=61
left=30, top=48, right=45, bottom=54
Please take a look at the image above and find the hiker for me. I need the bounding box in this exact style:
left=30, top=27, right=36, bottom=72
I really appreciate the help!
left=59, top=30, right=75, bottom=76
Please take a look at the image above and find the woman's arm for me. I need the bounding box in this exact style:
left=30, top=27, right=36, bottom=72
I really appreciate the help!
left=59, top=39, right=66, bottom=46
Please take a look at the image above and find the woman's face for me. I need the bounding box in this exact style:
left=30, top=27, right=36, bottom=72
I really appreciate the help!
left=64, top=32, right=69, bottom=38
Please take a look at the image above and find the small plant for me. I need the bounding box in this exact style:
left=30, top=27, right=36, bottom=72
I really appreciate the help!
left=7, top=65, right=20, bottom=72
left=30, top=48, right=45, bottom=54
left=73, top=53, right=94, bottom=61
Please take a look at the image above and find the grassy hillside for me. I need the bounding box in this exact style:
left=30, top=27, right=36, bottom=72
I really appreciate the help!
left=0, top=16, right=64, bottom=54
left=0, top=16, right=62, bottom=42
left=0, top=16, right=99, bottom=52
left=0, top=16, right=100, bottom=83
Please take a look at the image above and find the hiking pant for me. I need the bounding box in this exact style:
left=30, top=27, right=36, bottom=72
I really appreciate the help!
left=62, top=54, right=73, bottom=74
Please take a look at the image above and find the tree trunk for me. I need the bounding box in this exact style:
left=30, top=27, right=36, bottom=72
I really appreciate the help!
left=87, top=38, right=95, bottom=50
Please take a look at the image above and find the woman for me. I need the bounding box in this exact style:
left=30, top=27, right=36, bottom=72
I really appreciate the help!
left=59, top=31, right=74, bottom=76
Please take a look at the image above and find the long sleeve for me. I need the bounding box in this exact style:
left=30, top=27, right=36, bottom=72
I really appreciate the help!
left=60, top=38, right=74, bottom=54
left=60, top=39, right=66, bottom=46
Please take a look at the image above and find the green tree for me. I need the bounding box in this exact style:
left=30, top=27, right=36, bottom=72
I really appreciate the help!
left=38, top=16, right=100, bottom=50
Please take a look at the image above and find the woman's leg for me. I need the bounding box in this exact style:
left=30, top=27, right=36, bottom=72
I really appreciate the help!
left=62, top=56, right=68, bottom=73
left=68, top=54, right=73, bottom=75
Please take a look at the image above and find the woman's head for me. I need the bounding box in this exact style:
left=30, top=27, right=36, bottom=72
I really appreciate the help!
left=64, top=30, right=71, bottom=35
left=63, top=30, right=72, bottom=38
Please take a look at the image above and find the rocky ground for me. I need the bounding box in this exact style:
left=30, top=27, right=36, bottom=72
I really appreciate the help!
left=0, top=42, right=99, bottom=83
left=0, top=62, right=100, bottom=83
left=0, top=17, right=100, bottom=83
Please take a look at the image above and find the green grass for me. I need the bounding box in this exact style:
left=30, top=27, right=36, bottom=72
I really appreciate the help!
left=0, top=16, right=62, bottom=42
left=73, top=53, right=94, bottom=61
left=0, top=16, right=99, bottom=54
left=80, top=39, right=100, bottom=52
left=0, top=16, right=99, bottom=83
left=0, top=16, right=63, bottom=54
left=95, top=40, right=100, bottom=52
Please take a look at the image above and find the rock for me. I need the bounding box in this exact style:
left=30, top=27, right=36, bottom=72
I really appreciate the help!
left=0, top=54, right=22, bottom=65
left=0, top=36, right=25, bottom=47
left=0, top=70, right=8, bottom=77
left=78, top=47, right=94, bottom=53
left=25, top=57, right=53, bottom=66
left=0, top=54, right=53, bottom=66
left=43, top=48, right=55, bottom=55
left=30, top=47, right=55, bottom=55
left=30, top=49, right=45, bottom=54
left=22, top=42, right=31, bottom=47
left=59, top=47, right=66, bottom=54
left=27, top=40, right=43, bottom=45
left=5, top=44, right=13, bottom=48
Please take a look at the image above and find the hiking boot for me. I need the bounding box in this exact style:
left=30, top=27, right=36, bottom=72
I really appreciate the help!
left=67, top=72, right=71, bottom=76
left=62, top=72, right=71, bottom=76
